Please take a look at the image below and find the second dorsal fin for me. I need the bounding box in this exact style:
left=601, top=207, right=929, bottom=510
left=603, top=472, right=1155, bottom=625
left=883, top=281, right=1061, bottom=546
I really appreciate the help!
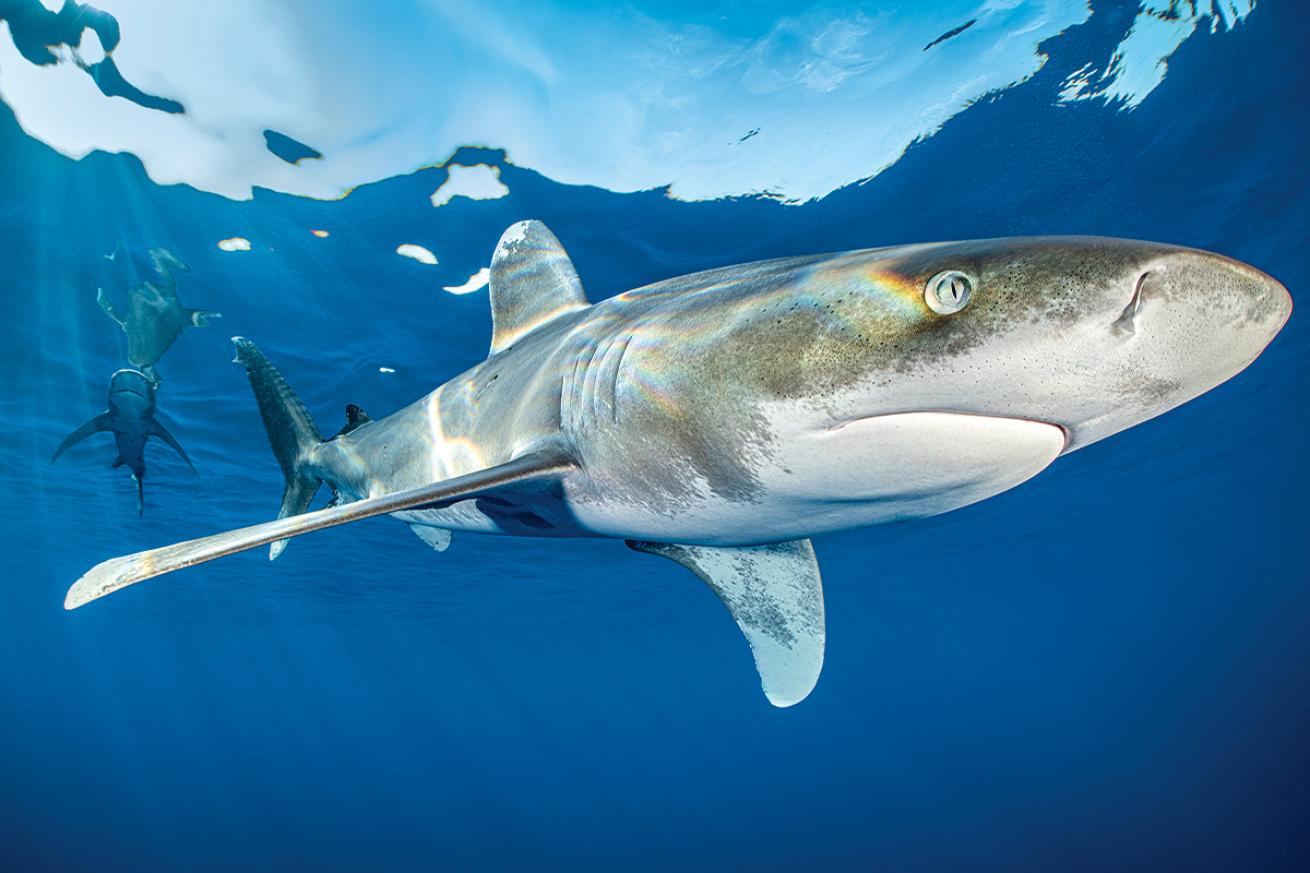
left=488, top=220, right=588, bottom=355
left=337, top=403, right=370, bottom=436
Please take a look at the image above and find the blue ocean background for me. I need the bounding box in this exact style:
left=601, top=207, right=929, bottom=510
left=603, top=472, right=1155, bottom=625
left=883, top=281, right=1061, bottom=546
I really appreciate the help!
left=2, top=2, right=1307, bottom=870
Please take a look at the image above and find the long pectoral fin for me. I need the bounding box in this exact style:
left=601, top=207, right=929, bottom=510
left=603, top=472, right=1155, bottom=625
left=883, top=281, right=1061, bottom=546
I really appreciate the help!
left=627, top=539, right=825, bottom=707
left=66, top=447, right=575, bottom=610
left=96, top=288, right=125, bottom=328
left=53, top=412, right=112, bottom=462
left=148, top=417, right=196, bottom=473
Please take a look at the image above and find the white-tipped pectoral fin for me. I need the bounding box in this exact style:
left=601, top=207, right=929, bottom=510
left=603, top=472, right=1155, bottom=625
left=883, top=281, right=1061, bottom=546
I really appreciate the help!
left=66, top=448, right=573, bottom=610
left=627, top=539, right=825, bottom=707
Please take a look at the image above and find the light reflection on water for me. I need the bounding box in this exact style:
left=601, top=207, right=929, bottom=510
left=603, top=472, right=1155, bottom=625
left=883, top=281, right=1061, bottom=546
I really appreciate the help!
left=0, top=2, right=1307, bottom=871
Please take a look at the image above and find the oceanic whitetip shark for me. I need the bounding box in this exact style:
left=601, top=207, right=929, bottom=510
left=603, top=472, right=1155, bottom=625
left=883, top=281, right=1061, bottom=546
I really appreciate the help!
left=65, top=221, right=1291, bottom=706
left=54, top=368, right=195, bottom=515
left=98, top=248, right=220, bottom=382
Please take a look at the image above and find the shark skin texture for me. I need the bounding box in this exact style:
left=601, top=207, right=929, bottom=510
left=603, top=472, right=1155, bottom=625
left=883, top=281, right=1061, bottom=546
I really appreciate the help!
left=65, top=221, right=1291, bottom=706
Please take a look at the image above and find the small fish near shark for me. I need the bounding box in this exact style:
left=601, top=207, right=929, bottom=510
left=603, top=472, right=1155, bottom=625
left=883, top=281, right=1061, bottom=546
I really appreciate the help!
left=65, top=221, right=1292, bottom=706
left=54, top=368, right=194, bottom=515
left=98, top=248, right=220, bottom=382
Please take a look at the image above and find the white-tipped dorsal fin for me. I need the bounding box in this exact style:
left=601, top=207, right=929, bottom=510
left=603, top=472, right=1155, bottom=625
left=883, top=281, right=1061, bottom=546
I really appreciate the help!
left=488, top=220, right=588, bottom=355
left=627, top=539, right=825, bottom=707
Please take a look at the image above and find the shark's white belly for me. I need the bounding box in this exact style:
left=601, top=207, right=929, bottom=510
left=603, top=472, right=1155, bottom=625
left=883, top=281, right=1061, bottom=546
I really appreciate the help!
left=561, top=412, right=1067, bottom=546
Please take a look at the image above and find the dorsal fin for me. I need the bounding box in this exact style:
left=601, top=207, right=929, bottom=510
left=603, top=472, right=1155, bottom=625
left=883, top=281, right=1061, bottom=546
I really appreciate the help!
left=488, top=220, right=588, bottom=355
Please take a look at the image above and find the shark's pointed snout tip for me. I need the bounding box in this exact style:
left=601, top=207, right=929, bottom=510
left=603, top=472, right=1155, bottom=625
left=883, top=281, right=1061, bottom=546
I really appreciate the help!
left=1173, top=249, right=1294, bottom=344
left=1268, top=274, right=1294, bottom=329
left=1226, top=252, right=1292, bottom=322
left=1242, top=266, right=1293, bottom=350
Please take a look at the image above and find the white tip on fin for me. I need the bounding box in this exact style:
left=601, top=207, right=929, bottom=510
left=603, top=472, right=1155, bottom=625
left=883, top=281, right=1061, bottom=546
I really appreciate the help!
left=66, top=448, right=574, bottom=610
left=628, top=539, right=825, bottom=707
left=488, top=220, right=589, bottom=355
left=408, top=523, right=452, bottom=552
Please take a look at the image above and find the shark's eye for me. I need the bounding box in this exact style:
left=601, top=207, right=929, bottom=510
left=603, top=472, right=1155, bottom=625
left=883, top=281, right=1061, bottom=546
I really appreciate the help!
left=925, top=270, right=973, bottom=315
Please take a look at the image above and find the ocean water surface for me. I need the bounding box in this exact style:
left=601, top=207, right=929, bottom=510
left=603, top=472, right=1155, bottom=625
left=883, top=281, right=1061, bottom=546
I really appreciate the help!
left=1, top=1, right=1307, bottom=870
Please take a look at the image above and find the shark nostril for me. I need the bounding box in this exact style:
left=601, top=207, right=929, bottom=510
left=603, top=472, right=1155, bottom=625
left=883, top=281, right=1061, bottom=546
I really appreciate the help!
left=1113, top=271, right=1150, bottom=335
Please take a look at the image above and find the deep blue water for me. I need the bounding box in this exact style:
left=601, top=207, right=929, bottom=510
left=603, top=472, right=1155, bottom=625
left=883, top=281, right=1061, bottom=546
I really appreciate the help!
left=2, top=3, right=1308, bottom=871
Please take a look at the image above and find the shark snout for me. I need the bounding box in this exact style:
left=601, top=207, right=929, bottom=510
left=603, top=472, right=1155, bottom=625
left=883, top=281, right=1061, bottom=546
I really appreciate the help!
left=1043, top=245, right=1290, bottom=452
left=1247, top=263, right=1294, bottom=338
left=1099, top=249, right=1292, bottom=430
left=1139, top=250, right=1292, bottom=357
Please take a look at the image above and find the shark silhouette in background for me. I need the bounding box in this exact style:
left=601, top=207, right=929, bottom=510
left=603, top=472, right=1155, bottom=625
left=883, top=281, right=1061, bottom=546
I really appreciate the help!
left=54, top=368, right=194, bottom=515
left=98, top=248, right=220, bottom=383
left=66, top=222, right=1291, bottom=706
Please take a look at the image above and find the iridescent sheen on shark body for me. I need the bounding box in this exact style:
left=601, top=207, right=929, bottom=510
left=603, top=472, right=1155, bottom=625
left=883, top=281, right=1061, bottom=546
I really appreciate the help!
left=63, top=221, right=1292, bottom=708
